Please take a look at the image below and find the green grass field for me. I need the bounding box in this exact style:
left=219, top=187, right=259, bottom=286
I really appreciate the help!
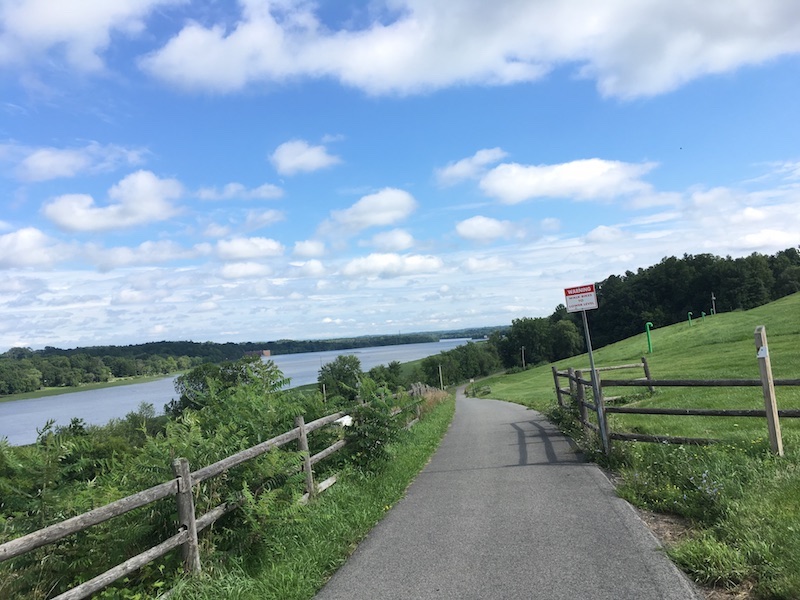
left=478, top=292, right=800, bottom=598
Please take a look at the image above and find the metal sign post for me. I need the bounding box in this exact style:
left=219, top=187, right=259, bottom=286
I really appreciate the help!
left=565, top=284, right=610, bottom=455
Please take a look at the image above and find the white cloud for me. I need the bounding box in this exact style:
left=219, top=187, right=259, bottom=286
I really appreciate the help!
left=42, top=170, right=183, bottom=232
left=269, top=140, right=341, bottom=176
left=463, top=256, right=512, bottom=272
left=196, top=182, right=283, bottom=200
left=217, top=236, right=284, bottom=260
left=327, top=188, right=417, bottom=234
left=0, top=141, right=146, bottom=181
left=436, top=148, right=508, bottom=186
left=370, top=229, right=415, bottom=251
left=456, top=215, right=514, bottom=242
left=204, top=223, right=231, bottom=238
left=585, top=225, right=625, bottom=243
left=141, top=2, right=800, bottom=98
left=220, top=262, right=272, bottom=279
left=0, top=227, right=68, bottom=267
left=480, top=159, right=655, bottom=204
left=0, top=0, right=182, bottom=70
left=245, top=209, right=285, bottom=229
left=292, top=259, right=326, bottom=277
left=294, top=239, right=325, bottom=258
left=87, top=240, right=193, bottom=271
left=342, top=253, right=444, bottom=278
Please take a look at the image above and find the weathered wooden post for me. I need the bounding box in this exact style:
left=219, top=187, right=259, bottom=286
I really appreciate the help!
left=595, top=369, right=611, bottom=454
left=641, top=356, right=655, bottom=393
left=755, top=326, right=783, bottom=456
left=576, top=369, right=589, bottom=432
left=295, top=416, right=316, bottom=496
left=171, top=458, right=201, bottom=573
left=567, top=367, right=576, bottom=404
left=552, top=366, right=564, bottom=407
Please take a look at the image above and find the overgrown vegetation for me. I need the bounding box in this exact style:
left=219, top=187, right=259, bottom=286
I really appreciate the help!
left=0, top=354, right=452, bottom=599
left=479, top=292, right=800, bottom=599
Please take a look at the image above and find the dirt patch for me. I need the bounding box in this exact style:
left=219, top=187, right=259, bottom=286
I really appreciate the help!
left=634, top=508, right=755, bottom=600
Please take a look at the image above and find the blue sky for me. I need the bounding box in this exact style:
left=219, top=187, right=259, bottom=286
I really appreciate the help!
left=1, top=0, right=800, bottom=350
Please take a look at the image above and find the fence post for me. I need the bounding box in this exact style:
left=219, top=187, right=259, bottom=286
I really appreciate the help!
left=295, top=416, right=316, bottom=496
left=552, top=366, right=564, bottom=407
left=641, top=356, right=655, bottom=393
left=755, top=326, right=784, bottom=456
left=595, top=369, right=611, bottom=454
left=567, top=367, right=576, bottom=402
left=171, top=458, right=201, bottom=573
left=575, top=369, right=588, bottom=432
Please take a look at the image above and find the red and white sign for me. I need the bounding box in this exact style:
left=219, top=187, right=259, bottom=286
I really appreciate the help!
left=564, top=284, right=598, bottom=313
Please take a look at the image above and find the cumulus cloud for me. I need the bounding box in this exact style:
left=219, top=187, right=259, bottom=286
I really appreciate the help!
left=479, top=159, right=655, bottom=204
left=270, top=140, right=341, bottom=176
left=42, top=170, right=183, bottom=232
left=216, top=236, right=284, bottom=260
left=293, top=239, right=325, bottom=258
left=463, top=256, right=513, bottom=272
left=326, top=188, right=417, bottom=234
left=436, top=148, right=508, bottom=186
left=87, top=240, right=195, bottom=271
left=585, top=225, right=625, bottom=243
left=292, top=259, right=326, bottom=277
left=0, top=227, right=68, bottom=267
left=140, top=1, right=800, bottom=98
left=196, top=182, right=283, bottom=200
left=455, top=215, right=514, bottom=242
left=369, top=229, right=415, bottom=251
left=220, top=261, right=272, bottom=279
left=342, top=253, right=443, bottom=278
left=0, top=0, right=182, bottom=70
left=0, top=141, right=146, bottom=181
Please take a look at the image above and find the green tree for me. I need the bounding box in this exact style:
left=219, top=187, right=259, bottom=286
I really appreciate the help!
left=318, top=354, right=363, bottom=403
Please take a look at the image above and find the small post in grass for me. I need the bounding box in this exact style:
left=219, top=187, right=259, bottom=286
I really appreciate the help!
left=755, top=326, right=783, bottom=457
left=172, top=458, right=201, bottom=573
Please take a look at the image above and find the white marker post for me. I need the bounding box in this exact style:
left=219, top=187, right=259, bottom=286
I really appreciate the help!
left=565, top=284, right=609, bottom=455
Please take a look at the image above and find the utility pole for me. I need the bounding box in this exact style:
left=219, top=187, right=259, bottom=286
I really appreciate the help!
left=711, top=292, right=717, bottom=315
left=521, top=346, right=526, bottom=369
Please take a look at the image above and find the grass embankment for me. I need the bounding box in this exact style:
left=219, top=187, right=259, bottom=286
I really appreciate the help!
left=478, top=292, right=800, bottom=599
left=168, top=393, right=455, bottom=600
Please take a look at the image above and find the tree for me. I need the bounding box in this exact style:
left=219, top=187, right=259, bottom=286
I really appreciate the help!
left=318, top=355, right=363, bottom=403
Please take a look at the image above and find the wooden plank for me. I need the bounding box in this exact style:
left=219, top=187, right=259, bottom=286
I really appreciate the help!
left=610, top=432, right=719, bottom=446
left=51, top=530, right=188, bottom=600
left=0, top=479, right=178, bottom=563
left=196, top=502, right=238, bottom=533
left=606, top=406, right=800, bottom=417
left=310, top=440, right=347, bottom=466
left=300, top=474, right=339, bottom=505
left=191, top=428, right=302, bottom=484
left=602, top=378, right=800, bottom=388
left=305, top=411, right=347, bottom=433
left=756, top=326, right=784, bottom=456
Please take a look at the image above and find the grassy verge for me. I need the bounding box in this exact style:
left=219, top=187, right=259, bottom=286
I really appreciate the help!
left=167, top=394, right=456, bottom=600
left=475, top=293, right=800, bottom=598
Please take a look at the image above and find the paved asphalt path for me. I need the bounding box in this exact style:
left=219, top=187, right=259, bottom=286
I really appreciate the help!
left=315, top=389, right=703, bottom=600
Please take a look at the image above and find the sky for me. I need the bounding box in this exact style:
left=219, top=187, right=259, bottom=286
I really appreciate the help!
left=1, top=0, right=800, bottom=351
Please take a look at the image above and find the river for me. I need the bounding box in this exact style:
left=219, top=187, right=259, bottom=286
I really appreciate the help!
left=0, top=340, right=468, bottom=446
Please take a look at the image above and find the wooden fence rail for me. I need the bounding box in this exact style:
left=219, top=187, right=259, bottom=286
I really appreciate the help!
left=0, top=404, right=422, bottom=600
left=553, top=326, right=798, bottom=455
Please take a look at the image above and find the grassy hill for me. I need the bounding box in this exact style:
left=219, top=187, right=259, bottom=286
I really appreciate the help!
left=479, top=292, right=800, bottom=599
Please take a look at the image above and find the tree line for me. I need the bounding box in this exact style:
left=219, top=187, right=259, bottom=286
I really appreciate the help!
left=415, top=247, right=800, bottom=381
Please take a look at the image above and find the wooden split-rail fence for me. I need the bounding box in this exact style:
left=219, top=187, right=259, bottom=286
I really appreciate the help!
left=0, top=400, right=423, bottom=600
left=552, top=326, right=800, bottom=456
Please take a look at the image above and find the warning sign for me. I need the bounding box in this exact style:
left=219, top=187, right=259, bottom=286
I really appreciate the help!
left=564, top=284, right=598, bottom=313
